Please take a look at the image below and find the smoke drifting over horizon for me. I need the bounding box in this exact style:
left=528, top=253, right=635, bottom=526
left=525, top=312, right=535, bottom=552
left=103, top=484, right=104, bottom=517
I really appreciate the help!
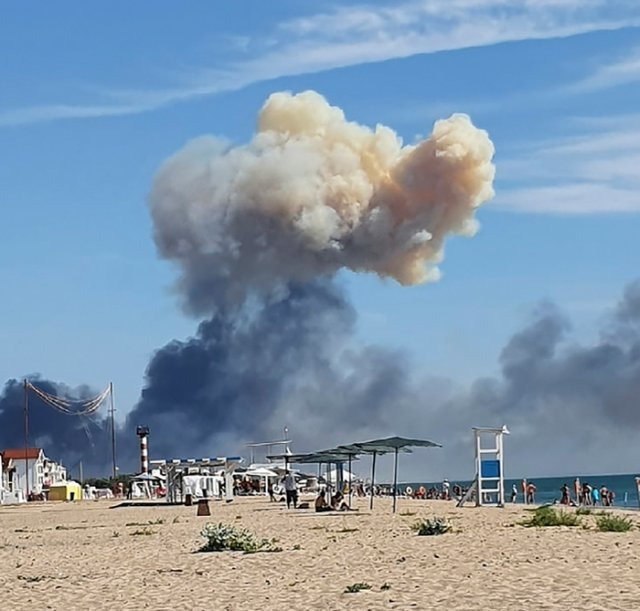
left=151, top=90, right=495, bottom=312
left=2, top=280, right=640, bottom=477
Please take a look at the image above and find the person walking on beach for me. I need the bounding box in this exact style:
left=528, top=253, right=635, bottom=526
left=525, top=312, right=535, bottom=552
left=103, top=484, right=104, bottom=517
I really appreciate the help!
left=283, top=470, right=298, bottom=509
left=510, top=484, right=518, bottom=503
left=592, top=485, right=601, bottom=506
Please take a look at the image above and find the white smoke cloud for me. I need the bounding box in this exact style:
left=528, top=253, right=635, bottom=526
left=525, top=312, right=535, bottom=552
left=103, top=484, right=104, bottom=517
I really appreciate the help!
left=150, top=90, right=495, bottom=311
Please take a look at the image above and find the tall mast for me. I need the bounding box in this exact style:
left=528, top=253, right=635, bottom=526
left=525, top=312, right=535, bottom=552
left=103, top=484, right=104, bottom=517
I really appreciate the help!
left=23, top=379, right=29, bottom=498
left=109, top=382, right=117, bottom=479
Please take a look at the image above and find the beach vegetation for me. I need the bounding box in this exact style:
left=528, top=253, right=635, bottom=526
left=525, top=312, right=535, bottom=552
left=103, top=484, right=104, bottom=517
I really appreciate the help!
left=520, top=506, right=580, bottom=527
left=595, top=513, right=634, bottom=532
left=336, top=527, right=359, bottom=533
left=576, top=507, right=592, bottom=516
left=126, top=519, right=164, bottom=527
left=131, top=527, right=155, bottom=536
left=344, top=582, right=372, bottom=593
left=400, top=511, right=416, bottom=516
left=199, top=523, right=282, bottom=554
left=412, top=517, right=451, bottom=536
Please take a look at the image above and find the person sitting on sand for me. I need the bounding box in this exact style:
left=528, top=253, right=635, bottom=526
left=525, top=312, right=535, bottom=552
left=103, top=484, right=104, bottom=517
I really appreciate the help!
left=315, top=490, right=332, bottom=513
left=330, top=491, right=353, bottom=511
left=560, top=483, right=570, bottom=505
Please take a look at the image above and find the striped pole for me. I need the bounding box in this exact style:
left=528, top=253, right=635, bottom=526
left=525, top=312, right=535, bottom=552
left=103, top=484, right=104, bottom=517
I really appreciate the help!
left=136, top=426, right=150, bottom=474
left=140, top=434, right=148, bottom=474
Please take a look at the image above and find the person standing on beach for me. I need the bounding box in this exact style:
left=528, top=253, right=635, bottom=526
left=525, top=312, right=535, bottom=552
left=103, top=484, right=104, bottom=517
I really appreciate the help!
left=283, top=470, right=298, bottom=509
left=574, top=478, right=582, bottom=505
left=561, top=484, right=571, bottom=505
left=442, top=479, right=450, bottom=500
left=526, top=482, right=536, bottom=504
left=510, top=484, right=518, bottom=503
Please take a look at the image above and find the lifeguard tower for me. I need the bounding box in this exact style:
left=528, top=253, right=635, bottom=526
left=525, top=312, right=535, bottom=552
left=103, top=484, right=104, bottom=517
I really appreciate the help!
left=458, top=425, right=509, bottom=507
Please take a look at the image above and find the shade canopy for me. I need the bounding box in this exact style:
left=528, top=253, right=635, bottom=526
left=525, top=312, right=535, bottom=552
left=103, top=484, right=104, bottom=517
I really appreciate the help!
left=354, top=436, right=442, bottom=452
left=267, top=451, right=358, bottom=465
left=245, top=467, right=279, bottom=478
left=347, top=436, right=442, bottom=513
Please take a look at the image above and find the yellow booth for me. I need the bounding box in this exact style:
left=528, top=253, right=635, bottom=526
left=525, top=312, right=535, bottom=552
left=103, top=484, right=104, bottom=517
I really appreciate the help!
left=48, top=481, right=83, bottom=501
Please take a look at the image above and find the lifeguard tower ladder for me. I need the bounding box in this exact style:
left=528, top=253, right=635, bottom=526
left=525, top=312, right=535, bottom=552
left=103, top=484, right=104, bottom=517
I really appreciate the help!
left=458, top=425, right=509, bottom=507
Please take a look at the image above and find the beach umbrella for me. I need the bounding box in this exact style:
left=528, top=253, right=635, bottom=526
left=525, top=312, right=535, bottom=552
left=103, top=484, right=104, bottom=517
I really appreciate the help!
left=353, top=437, right=442, bottom=512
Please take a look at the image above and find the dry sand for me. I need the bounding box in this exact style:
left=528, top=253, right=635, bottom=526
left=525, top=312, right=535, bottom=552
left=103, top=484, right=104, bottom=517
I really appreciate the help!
left=1, top=495, right=639, bottom=610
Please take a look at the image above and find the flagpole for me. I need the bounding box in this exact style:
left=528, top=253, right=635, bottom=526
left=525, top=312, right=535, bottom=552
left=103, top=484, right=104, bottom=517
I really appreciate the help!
left=392, top=447, right=399, bottom=513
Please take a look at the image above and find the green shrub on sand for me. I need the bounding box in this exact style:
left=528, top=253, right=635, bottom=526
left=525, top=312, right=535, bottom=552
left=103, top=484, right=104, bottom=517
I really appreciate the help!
left=595, top=513, right=634, bottom=532
left=199, top=523, right=281, bottom=553
left=412, top=517, right=451, bottom=536
left=520, top=506, right=580, bottom=527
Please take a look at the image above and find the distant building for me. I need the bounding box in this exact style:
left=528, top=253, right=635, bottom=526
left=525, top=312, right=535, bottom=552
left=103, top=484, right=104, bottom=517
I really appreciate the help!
left=1, top=448, right=67, bottom=497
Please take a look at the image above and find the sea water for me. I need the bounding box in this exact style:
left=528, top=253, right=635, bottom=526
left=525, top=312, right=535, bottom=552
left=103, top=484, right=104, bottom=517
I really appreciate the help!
left=401, top=473, right=640, bottom=507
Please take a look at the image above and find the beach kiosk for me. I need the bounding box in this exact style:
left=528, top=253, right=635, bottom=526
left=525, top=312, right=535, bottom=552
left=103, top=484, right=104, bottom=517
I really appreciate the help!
left=48, top=481, right=83, bottom=501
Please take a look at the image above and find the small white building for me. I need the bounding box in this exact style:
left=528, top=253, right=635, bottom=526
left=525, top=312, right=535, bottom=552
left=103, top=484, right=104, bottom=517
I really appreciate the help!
left=1, top=448, right=67, bottom=498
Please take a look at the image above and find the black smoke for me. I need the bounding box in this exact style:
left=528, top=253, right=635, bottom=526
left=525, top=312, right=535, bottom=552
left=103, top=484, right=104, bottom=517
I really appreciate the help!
left=4, top=280, right=640, bottom=479
left=0, top=377, right=112, bottom=476
left=124, top=280, right=418, bottom=460
left=126, top=277, right=640, bottom=479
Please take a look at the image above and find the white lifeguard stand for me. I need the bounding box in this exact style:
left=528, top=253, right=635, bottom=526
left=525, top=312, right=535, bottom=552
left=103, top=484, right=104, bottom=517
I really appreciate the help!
left=458, top=425, right=509, bottom=507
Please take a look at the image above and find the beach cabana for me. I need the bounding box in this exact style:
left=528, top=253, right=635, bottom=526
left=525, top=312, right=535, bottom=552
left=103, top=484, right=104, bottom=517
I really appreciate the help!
left=353, top=437, right=442, bottom=512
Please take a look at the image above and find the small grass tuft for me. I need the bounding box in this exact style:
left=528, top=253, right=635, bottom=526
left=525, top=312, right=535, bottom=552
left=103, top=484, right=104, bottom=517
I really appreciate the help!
left=412, top=517, right=451, bottom=536
left=131, top=527, right=155, bottom=536
left=576, top=507, right=592, bottom=516
left=344, top=582, right=372, bottom=593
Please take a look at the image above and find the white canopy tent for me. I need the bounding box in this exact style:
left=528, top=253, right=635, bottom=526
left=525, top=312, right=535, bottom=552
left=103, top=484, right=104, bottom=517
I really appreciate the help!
left=245, top=466, right=279, bottom=496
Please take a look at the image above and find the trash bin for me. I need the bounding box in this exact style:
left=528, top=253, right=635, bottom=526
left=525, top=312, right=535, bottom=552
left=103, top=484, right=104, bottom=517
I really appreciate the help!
left=185, top=493, right=193, bottom=506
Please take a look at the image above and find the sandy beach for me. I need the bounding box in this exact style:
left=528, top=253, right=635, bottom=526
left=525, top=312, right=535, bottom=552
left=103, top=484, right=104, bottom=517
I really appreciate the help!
left=1, top=496, right=639, bottom=610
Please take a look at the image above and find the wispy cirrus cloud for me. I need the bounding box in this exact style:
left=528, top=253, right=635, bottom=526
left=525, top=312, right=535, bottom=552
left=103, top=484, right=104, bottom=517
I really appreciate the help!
left=567, top=46, right=640, bottom=92
left=496, top=115, right=640, bottom=214
left=1, top=0, right=639, bottom=127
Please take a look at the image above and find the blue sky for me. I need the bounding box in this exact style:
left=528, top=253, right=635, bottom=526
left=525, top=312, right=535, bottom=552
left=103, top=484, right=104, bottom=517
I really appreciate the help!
left=1, top=1, right=640, bottom=439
